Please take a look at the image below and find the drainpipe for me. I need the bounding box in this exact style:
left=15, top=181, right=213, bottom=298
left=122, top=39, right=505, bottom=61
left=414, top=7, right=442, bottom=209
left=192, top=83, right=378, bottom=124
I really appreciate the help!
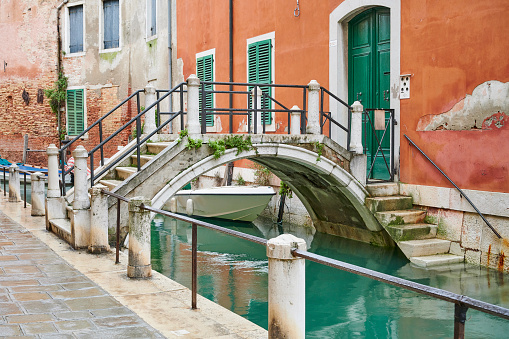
left=168, top=0, right=173, bottom=132
left=56, top=0, right=68, bottom=146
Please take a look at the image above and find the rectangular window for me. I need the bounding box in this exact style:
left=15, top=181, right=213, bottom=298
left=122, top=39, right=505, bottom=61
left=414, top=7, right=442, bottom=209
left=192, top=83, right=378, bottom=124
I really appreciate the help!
left=196, top=54, right=214, bottom=127
left=69, top=5, right=83, bottom=53
left=248, top=39, right=272, bottom=125
left=103, top=0, right=119, bottom=49
left=67, top=89, right=85, bottom=135
left=147, top=0, right=157, bottom=37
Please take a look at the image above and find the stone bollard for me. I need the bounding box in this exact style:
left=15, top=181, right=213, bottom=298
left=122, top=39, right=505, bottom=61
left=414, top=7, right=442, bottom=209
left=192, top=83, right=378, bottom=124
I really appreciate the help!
left=72, top=146, right=90, bottom=249
left=306, top=80, right=321, bottom=135
left=144, top=83, right=157, bottom=135
left=30, top=173, right=45, bottom=216
left=8, top=164, right=21, bottom=202
left=45, top=144, right=66, bottom=229
left=349, top=101, right=364, bottom=154
left=127, top=197, right=152, bottom=278
left=89, top=184, right=110, bottom=254
left=290, top=105, right=302, bottom=135
left=267, top=234, right=307, bottom=339
left=186, top=74, right=201, bottom=137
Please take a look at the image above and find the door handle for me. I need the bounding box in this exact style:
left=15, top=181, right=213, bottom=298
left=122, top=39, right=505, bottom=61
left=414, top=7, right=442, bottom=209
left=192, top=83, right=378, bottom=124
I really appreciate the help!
left=356, top=92, right=362, bottom=103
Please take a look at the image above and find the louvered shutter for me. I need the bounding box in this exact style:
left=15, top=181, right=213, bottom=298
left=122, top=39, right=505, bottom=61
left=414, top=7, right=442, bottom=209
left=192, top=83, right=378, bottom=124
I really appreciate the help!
left=67, top=89, right=84, bottom=135
left=248, top=39, right=272, bottom=125
left=69, top=5, right=83, bottom=53
left=104, top=0, right=119, bottom=49
left=196, top=55, right=214, bottom=127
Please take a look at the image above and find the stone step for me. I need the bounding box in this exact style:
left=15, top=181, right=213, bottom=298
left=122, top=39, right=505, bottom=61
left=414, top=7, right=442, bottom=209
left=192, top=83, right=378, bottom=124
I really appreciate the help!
left=99, top=179, right=124, bottom=191
left=410, top=254, right=465, bottom=267
left=115, top=167, right=137, bottom=180
left=147, top=142, right=172, bottom=155
left=398, top=239, right=451, bottom=258
left=375, top=209, right=426, bottom=227
left=386, top=223, right=437, bottom=242
left=366, top=182, right=399, bottom=197
left=365, top=196, right=413, bottom=213
left=131, top=154, right=154, bottom=167
left=48, top=218, right=72, bottom=244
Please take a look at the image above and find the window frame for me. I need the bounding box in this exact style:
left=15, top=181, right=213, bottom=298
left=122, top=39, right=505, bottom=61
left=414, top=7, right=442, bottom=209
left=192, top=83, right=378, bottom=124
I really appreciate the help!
left=146, top=0, right=157, bottom=40
left=99, top=0, right=122, bottom=53
left=196, top=49, right=217, bottom=132
left=64, top=2, right=85, bottom=57
left=66, top=87, right=87, bottom=137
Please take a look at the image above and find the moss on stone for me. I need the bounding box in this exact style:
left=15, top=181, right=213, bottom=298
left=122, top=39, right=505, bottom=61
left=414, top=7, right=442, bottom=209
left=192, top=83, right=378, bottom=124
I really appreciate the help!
left=388, top=215, right=405, bottom=226
left=100, top=51, right=118, bottom=62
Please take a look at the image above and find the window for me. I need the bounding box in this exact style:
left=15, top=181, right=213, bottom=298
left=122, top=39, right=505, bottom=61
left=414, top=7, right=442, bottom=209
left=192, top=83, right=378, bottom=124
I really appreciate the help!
left=103, top=0, right=119, bottom=49
left=248, top=39, right=272, bottom=125
left=66, top=89, right=85, bottom=135
left=147, top=0, right=157, bottom=38
left=68, top=4, right=83, bottom=54
left=196, top=53, right=214, bottom=127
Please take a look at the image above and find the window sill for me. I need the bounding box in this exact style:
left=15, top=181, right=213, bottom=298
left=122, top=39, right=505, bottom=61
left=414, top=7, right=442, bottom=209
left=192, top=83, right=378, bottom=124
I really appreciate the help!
left=99, top=47, right=121, bottom=54
left=64, top=52, right=86, bottom=58
left=67, top=133, right=88, bottom=141
left=146, top=35, right=157, bottom=43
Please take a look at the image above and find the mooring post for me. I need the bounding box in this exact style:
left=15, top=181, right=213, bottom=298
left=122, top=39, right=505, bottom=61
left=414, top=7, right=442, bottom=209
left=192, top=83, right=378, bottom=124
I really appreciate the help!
left=307, top=80, right=320, bottom=135
left=30, top=172, right=45, bottom=216
left=290, top=105, right=301, bottom=135
left=8, top=164, right=21, bottom=202
left=72, top=146, right=91, bottom=249
left=144, top=83, right=157, bottom=135
left=267, top=234, right=307, bottom=339
left=88, top=184, right=110, bottom=254
left=350, top=101, right=364, bottom=154
left=127, top=197, right=152, bottom=278
left=45, top=144, right=66, bottom=229
left=186, top=74, right=201, bottom=137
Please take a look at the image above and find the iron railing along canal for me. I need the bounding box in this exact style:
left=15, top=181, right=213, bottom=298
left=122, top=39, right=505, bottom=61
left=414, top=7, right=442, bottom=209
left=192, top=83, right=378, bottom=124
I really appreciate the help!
left=0, top=164, right=46, bottom=209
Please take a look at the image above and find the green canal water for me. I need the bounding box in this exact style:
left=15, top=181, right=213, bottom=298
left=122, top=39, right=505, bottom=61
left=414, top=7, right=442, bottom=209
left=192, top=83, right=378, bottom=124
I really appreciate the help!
left=151, top=215, right=509, bottom=338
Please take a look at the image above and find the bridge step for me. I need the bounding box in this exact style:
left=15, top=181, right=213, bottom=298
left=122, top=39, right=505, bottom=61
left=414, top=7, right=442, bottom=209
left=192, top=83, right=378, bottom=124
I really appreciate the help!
left=366, top=182, right=399, bottom=197
left=409, top=254, right=465, bottom=267
left=48, top=218, right=72, bottom=244
left=398, top=239, right=451, bottom=258
left=386, top=223, right=437, bottom=242
left=365, top=196, right=413, bottom=213
left=147, top=142, right=172, bottom=154
left=131, top=154, right=154, bottom=167
left=375, top=209, right=426, bottom=227
left=99, top=179, right=123, bottom=191
left=115, top=167, right=137, bottom=180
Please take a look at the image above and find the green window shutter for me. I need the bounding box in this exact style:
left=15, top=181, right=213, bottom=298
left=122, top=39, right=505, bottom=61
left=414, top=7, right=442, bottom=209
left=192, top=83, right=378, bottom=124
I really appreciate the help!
left=66, top=89, right=85, bottom=135
left=196, top=54, right=214, bottom=127
left=248, top=39, right=272, bottom=125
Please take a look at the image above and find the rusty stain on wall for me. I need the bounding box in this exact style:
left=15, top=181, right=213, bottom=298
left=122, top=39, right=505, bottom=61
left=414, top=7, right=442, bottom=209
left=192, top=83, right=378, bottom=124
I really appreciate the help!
left=417, top=80, right=509, bottom=131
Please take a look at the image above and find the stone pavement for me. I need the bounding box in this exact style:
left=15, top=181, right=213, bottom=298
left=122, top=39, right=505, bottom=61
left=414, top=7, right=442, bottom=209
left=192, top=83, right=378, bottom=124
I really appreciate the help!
left=0, top=193, right=267, bottom=338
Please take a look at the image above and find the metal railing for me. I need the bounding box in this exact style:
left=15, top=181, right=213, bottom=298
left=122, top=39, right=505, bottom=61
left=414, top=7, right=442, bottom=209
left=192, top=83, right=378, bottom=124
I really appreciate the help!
left=364, top=108, right=395, bottom=183
left=404, top=134, right=501, bottom=239
left=0, top=164, right=47, bottom=208
left=320, top=86, right=352, bottom=149
left=102, top=187, right=509, bottom=338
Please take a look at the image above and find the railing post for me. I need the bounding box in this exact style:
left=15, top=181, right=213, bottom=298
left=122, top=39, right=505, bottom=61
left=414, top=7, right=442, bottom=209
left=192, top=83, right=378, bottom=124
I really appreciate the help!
left=88, top=185, right=110, bottom=254
left=127, top=197, right=152, bottom=278
left=267, top=234, right=307, bottom=339
left=144, top=83, right=157, bottom=135
left=72, top=145, right=91, bottom=249
left=8, top=164, right=21, bottom=202
left=186, top=74, right=201, bottom=137
left=350, top=101, right=364, bottom=154
left=454, top=303, right=468, bottom=339
left=290, top=105, right=302, bottom=135
left=30, top=173, right=45, bottom=216
left=250, top=87, right=262, bottom=133
left=46, top=144, right=66, bottom=229
left=306, top=80, right=320, bottom=135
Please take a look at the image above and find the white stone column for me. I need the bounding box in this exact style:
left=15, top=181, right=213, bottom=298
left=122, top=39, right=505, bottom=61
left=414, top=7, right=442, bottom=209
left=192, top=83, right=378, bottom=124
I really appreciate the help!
left=290, top=105, right=302, bottom=135
left=306, top=80, right=321, bottom=135
left=144, top=83, right=157, bottom=135
left=250, top=87, right=263, bottom=133
left=31, top=173, right=45, bottom=216
left=45, top=144, right=66, bottom=229
left=186, top=74, right=201, bottom=137
left=267, top=234, right=307, bottom=339
left=128, top=197, right=152, bottom=278
left=350, top=101, right=364, bottom=154
left=8, top=164, right=21, bottom=202
left=89, top=184, right=110, bottom=254
left=72, top=145, right=90, bottom=249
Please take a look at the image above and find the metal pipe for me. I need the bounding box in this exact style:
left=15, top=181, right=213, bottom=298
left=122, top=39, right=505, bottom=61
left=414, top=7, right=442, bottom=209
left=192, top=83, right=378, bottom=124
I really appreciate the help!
left=229, top=0, right=234, bottom=133
left=3, top=167, right=6, bottom=196
left=168, top=0, right=173, bottom=131
left=23, top=172, right=26, bottom=208
left=454, top=303, right=468, bottom=339
left=116, top=198, right=120, bottom=264
left=191, top=223, right=197, bottom=309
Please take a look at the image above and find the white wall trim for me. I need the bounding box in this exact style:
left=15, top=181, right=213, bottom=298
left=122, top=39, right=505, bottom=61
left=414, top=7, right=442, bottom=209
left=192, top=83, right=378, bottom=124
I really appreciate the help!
left=64, top=1, right=85, bottom=57
left=145, top=0, right=158, bottom=41
left=99, top=0, right=123, bottom=53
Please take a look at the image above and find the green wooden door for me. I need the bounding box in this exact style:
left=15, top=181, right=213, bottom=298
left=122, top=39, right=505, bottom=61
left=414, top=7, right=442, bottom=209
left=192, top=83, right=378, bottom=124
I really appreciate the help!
left=348, top=8, right=391, bottom=180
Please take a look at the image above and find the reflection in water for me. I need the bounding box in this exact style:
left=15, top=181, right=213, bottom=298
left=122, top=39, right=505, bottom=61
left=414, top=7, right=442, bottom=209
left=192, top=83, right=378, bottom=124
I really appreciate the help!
left=151, top=215, right=509, bottom=338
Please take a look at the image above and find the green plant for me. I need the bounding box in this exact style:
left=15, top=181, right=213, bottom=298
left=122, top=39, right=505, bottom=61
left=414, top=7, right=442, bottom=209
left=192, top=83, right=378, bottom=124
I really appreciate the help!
left=176, top=129, right=189, bottom=144
left=131, top=122, right=144, bottom=139
left=208, top=135, right=253, bottom=159
left=58, top=128, right=67, bottom=141
left=186, top=137, right=203, bottom=150
left=279, top=181, right=293, bottom=198
left=252, top=163, right=272, bottom=186
left=314, top=142, right=324, bottom=161
left=236, top=174, right=246, bottom=186
left=45, top=72, right=68, bottom=115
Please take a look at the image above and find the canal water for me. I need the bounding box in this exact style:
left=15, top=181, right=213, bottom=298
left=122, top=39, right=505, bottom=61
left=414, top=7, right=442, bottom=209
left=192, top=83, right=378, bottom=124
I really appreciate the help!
left=151, top=215, right=509, bottom=338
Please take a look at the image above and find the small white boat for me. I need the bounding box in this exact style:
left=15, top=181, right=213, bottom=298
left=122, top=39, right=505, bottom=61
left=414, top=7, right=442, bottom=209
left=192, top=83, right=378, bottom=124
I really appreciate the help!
left=167, top=186, right=276, bottom=222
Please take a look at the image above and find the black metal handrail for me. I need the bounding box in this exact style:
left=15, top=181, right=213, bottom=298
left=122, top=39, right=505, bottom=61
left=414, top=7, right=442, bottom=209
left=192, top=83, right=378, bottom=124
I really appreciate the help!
left=364, top=108, right=395, bottom=183
left=320, top=86, right=352, bottom=149
left=404, top=134, right=501, bottom=239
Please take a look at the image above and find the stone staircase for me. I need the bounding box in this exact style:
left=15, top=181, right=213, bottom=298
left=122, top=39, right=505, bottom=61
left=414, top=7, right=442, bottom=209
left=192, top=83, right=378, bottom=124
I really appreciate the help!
left=366, top=182, right=464, bottom=267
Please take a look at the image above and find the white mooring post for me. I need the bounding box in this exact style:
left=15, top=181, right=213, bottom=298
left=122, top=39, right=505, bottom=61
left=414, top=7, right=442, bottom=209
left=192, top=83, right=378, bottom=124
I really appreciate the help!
left=30, top=172, right=45, bottom=216
left=350, top=101, right=364, bottom=154
left=290, top=105, right=302, bottom=135
left=8, top=164, right=21, bottom=202
left=306, top=80, right=321, bottom=135
left=144, top=83, right=157, bottom=135
left=45, top=144, right=66, bottom=229
left=186, top=74, right=201, bottom=137
left=89, top=184, right=110, bottom=254
left=128, top=196, right=152, bottom=278
left=267, top=234, right=307, bottom=339
left=72, top=146, right=91, bottom=249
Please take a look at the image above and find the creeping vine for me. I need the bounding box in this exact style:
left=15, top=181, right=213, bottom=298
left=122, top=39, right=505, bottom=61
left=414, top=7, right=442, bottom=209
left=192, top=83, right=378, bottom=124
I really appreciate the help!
left=314, top=142, right=324, bottom=161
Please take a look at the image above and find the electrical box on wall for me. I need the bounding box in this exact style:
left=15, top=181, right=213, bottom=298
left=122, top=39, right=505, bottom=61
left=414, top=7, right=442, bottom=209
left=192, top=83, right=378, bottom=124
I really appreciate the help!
left=400, top=74, right=411, bottom=99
